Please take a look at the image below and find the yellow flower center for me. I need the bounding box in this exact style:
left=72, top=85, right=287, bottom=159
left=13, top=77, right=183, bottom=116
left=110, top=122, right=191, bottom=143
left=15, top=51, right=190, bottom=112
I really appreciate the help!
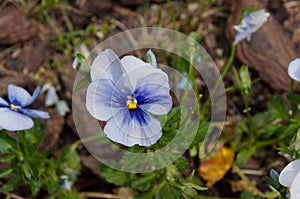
left=127, top=97, right=137, bottom=110
left=11, top=104, right=20, bottom=110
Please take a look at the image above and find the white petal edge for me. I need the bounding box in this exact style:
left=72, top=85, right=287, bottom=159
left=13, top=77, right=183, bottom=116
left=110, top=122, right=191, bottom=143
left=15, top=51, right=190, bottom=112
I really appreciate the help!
left=288, top=58, right=300, bottom=81
left=0, top=108, right=33, bottom=131
left=291, top=171, right=300, bottom=199
left=279, top=159, right=300, bottom=187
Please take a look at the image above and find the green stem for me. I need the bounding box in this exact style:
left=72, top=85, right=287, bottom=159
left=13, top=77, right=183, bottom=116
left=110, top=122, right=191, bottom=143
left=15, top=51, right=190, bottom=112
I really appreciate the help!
left=232, top=163, right=264, bottom=196
left=202, top=45, right=236, bottom=119
left=70, top=133, right=104, bottom=152
left=181, top=52, right=194, bottom=105
left=290, top=79, right=294, bottom=94
left=245, top=96, right=255, bottom=142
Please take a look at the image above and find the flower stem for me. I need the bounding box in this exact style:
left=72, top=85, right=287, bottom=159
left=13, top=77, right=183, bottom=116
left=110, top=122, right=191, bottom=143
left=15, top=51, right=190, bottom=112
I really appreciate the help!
left=202, top=45, right=236, bottom=119
left=181, top=52, right=195, bottom=105
left=290, top=79, right=294, bottom=94
left=232, top=163, right=264, bottom=196
left=70, top=133, right=104, bottom=152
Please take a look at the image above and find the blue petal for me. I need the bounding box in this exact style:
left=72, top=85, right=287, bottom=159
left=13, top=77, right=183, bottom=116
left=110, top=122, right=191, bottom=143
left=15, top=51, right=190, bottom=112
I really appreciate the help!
left=104, top=108, right=162, bottom=146
left=90, top=49, right=125, bottom=82
left=8, top=84, right=40, bottom=107
left=0, top=108, right=33, bottom=131
left=86, top=79, right=129, bottom=121
left=0, top=97, right=9, bottom=107
left=19, top=108, right=50, bottom=119
left=134, top=73, right=172, bottom=115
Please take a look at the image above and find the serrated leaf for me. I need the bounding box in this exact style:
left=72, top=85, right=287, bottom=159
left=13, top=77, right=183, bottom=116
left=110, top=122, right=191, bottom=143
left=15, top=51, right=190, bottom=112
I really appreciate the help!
left=155, top=181, right=180, bottom=199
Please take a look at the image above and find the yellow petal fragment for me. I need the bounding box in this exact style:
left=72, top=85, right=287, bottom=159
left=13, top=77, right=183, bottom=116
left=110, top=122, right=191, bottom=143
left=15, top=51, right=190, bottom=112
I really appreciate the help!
left=198, top=147, right=235, bottom=187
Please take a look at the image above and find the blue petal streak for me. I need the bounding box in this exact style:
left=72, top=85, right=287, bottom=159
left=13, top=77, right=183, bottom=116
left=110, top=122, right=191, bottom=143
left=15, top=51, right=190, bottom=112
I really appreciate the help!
left=8, top=84, right=40, bottom=107
left=0, top=108, right=33, bottom=131
left=19, top=108, right=50, bottom=119
left=104, top=108, right=162, bottom=146
left=134, top=73, right=172, bottom=115
left=86, top=79, right=129, bottom=121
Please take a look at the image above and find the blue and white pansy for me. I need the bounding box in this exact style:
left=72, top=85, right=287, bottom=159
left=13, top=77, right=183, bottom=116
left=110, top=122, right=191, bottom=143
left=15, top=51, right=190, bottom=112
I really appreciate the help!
left=0, top=84, right=50, bottom=131
left=288, top=58, right=300, bottom=82
left=233, top=9, right=270, bottom=45
left=86, top=49, right=172, bottom=146
left=279, top=159, right=300, bottom=199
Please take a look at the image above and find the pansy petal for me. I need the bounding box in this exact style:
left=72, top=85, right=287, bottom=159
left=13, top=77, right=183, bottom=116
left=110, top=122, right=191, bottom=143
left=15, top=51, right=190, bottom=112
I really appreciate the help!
left=0, top=97, right=9, bottom=107
left=19, top=108, right=50, bottom=119
left=279, top=159, right=300, bottom=187
left=8, top=84, right=40, bottom=107
left=90, top=49, right=125, bottom=82
left=288, top=58, right=300, bottom=81
left=104, top=108, right=162, bottom=146
left=86, top=79, right=128, bottom=121
left=45, top=86, right=59, bottom=107
left=121, top=56, right=163, bottom=89
left=0, top=108, right=33, bottom=131
left=290, top=171, right=300, bottom=199
left=135, top=73, right=172, bottom=115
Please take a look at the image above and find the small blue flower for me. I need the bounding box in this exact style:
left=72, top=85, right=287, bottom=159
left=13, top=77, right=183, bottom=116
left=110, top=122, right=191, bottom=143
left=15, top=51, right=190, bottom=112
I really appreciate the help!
left=86, top=49, right=172, bottom=146
left=288, top=58, right=300, bottom=82
left=233, top=9, right=270, bottom=45
left=0, top=84, right=50, bottom=131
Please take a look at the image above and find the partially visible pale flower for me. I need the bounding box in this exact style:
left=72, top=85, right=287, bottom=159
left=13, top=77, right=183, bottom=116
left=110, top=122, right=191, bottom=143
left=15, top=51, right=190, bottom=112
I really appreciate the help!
left=288, top=58, right=300, bottom=81
left=59, top=175, right=74, bottom=191
left=55, top=100, right=70, bottom=116
left=146, top=49, right=157, bottom=67
left=178, top=72, right=193, bottom=90
left=86, top=49, right=172, bottom=146
left=0, top=84, right=50, bottom=131
left=279, top=159, right=300, bottom=199
left=45, top=86, right=59, bottom=107
left=42, top=83, right=70, bottom=116
left=233, top=9, right=270, bottom=45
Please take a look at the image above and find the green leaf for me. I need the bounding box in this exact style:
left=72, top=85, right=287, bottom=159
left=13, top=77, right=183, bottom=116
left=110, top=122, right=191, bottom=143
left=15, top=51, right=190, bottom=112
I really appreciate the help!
left=130, top=173, right=156, bottom=191
left=236, top=147, right=255, bottom=166
left=19, top=119, right=44, bottom=147
left=0, top=177, right=21, bottom=193
left=173, top=156, right=189, bottom=172
left=75, top=77, right=90, bottom=91
left=183, top=183, right=207, bottom=191
left=0, top=132, right=17, bottom=152
left=189, top=121, right=212, bottom=149
left=99, top=165, right=133, bottom=186
left=0, top=167, right=14, bottom=178
left=155, top=181, right=180, bottom=199
left=267, top=97, right=289, bottom=120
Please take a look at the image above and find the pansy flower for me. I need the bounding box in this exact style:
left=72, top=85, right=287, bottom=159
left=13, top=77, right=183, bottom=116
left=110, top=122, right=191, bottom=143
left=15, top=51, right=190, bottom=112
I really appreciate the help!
left=288, top=58, right=300, bottom=82
left=279, top=159, right=300, bottom=199
left=86, top=49, right=172, bottom=146
left=0, top=84, right=50, bottom=131
left=233, top=9, right=270, bottom=45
